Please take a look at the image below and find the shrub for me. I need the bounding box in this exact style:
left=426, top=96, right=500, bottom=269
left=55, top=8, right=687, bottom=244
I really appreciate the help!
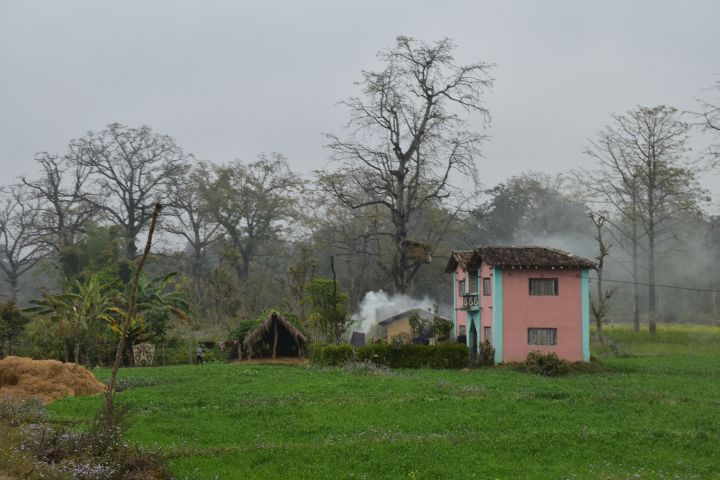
left=390, top=331, right=412, bottom=347
left=358, top=342, right=468, bottom=369
left=479, top=340, right=495, bottom=365
left=514, top=351, right=568, bottom=376
left=309, top=344, right=355, bottom=366
left=308, top=343, right=326, bottom=364
left=0, top=399, right=173, bottom=480
left=429, top=343, right=469, bottom=369
left=357, top=343, right=393, bottom=365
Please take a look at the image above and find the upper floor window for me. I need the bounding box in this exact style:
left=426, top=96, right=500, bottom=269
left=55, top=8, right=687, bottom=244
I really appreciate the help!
left=458, top=280, right=465, bottom=296
left=482, top=277, right=491, bottom=296
left=529, top=278, right=558, bottom=296
left=468, top=270, right=479, bottom=293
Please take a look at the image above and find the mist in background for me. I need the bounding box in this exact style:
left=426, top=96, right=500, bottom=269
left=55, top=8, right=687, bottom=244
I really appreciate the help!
left=1, top=0, right=719, bottom=206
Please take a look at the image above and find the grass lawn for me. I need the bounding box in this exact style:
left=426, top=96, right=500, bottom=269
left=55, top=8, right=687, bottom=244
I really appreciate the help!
left=48, top=326, right=720, bottom=479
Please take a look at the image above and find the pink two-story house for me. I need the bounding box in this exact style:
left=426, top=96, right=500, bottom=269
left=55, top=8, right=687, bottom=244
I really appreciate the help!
left=445, top=246, right=595, bottom=363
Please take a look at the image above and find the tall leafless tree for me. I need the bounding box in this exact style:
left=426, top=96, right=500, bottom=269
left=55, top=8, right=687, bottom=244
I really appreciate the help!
left=204, top=153, right=304, bottom=281
left=322, top=36, right=493, bottom=294
left=164, top=162, right=221, bottom=319
left=20, top=152, right=96, bottom=253
left=70, top=123, right=189, bottom=258
left=164, top=162, right=220, bottom=282
left=0, top=186, right=49, bottom=300
left=589, top=212, right=614, bottom=339
left=584, top=106, right=707, bottom=334
left=692, top=80, right=720, bottom=161
left=581, top=135, right=645, bottom=331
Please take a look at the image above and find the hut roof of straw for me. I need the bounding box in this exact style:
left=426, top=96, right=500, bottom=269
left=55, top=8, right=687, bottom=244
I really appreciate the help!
left=242, top=310, right=309, bottom=349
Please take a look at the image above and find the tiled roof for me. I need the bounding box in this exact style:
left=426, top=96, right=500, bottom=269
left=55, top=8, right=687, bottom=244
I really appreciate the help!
left=444, top=250, right=474, bottom=273
left=470, top=246, right=596, bottom=269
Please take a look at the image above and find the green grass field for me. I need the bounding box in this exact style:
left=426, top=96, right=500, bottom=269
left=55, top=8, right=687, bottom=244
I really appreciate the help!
left=48, top=326, right=720, bottom=479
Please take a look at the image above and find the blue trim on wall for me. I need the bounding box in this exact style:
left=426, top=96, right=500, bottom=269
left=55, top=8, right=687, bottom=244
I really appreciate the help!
left=467, top=312, right=479, bottom=352
left=581, top=269, right=590, bottom=362
left=492, top=267, right=503, bottom=363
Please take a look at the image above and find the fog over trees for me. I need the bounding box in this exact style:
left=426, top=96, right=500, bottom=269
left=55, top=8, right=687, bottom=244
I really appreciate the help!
left=1, top=36, right=719, bottom=361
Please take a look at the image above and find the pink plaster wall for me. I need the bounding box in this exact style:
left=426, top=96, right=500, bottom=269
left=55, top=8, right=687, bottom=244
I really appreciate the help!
left=454, top=266, right=467, bottom=334
left=479, top=264, right=493, bottom=343
left=500, top=269, right=584, bottom=362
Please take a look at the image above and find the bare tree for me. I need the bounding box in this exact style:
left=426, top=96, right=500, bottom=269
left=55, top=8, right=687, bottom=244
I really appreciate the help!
left=322, top=36, right=493, bottom=294
left=692, top=80, right=720, bottom=161
left=581, top=134, right=645, bottom=331
left=584, top=106, right=707, bottom=334
left=70, top=123, right=189, bottom=258
left=0, top=186, right=49, bottom=300
left=164, top=162, right=221, bottom=287
left=204, top=154, right=304, bottom=281
left=588, top=212, right=614, bottom=339
left=20, top=152, right=96, bottom=253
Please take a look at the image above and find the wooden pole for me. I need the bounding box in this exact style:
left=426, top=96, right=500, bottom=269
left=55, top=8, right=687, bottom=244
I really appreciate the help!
left=272, top=317, right=278, bottom=359
left=104, top=202, right=162, bottom=427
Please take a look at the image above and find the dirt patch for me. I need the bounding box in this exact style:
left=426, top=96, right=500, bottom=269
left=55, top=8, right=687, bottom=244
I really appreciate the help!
left=0, top=356, right=104, bottom=403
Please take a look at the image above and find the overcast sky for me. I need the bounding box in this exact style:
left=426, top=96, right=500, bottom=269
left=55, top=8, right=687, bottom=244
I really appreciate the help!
left=1, top=0, right=718, bottom=209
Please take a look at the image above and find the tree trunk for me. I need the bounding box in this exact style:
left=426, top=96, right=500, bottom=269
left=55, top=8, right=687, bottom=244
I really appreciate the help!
left=8, top=274, right=18, bottom=303
left=595, top=271, right=604, bottom=334
left=647, top=157, right=657, bottom=336
left=272, top=320, right=278, bottom=359
left=331, top=256, right=339, bottom=343
left=126, top=237, right=137, bottom=259
left=631, top=198, right=640, bottom=332
left=392, top=209, right=411, bottom=295
left=73, top=327, right=81, bottom=364
left=648, top=229, right=657, bottom=335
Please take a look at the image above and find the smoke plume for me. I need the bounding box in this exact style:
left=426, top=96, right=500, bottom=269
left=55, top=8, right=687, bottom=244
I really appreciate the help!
left=354, top=290, right=438, bottom=335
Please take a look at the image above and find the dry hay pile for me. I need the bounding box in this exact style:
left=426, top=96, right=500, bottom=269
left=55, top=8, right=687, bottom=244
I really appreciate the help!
left=0, top=356, right=104, bottom=403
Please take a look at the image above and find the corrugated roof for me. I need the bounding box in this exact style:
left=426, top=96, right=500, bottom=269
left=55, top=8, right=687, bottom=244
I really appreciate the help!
left=378, top=308, right=442, bottom=326
left=469, top=246, right=595, bottom=269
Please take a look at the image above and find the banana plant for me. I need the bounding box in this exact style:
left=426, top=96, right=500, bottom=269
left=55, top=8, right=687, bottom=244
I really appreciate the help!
left=104, top=272, right=190, bottom=357
left=26, top=273, right=117, bottom=364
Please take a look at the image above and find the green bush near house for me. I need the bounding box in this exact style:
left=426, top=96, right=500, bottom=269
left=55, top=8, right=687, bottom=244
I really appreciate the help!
left=508, top=351, right=609, bottom=376
left=516, top=351, right=568, bottom=376
left=355, top=342, right=469, bottom=369
left=356, top=343, right=393, bottom=365
left=309, top=344, right=355, bottom=366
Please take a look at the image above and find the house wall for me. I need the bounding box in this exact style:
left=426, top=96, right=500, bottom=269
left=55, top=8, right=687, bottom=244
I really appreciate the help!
left=454, top=266, right=468, bottom=336
left=479, top=263, right=494, bottom=343
left=384, top=317, right=411, bottom=341
left=500, top=269, right=585, bottom=362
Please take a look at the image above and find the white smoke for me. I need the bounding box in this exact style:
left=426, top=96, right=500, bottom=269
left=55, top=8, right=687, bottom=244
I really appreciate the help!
left=354, top=290, right=437, bottom=335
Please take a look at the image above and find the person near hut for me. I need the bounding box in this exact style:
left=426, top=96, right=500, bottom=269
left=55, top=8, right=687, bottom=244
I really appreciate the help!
left=195, top=344, right=204, bottom=365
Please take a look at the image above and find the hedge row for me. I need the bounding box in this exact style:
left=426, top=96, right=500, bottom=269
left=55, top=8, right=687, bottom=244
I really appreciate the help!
left=309, top=344, right=355, bottom=366
left=310, top=343, right=469, bottom=369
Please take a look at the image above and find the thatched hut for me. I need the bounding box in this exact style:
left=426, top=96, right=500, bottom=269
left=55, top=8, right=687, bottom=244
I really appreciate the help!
left=243, top=311, right=308, bottom=359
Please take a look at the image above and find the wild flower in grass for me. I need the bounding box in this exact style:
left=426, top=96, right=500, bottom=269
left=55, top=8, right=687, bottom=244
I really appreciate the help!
left=340, top=361, right=399, bottom=377
left=458, top=385, right=488, bottom=397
